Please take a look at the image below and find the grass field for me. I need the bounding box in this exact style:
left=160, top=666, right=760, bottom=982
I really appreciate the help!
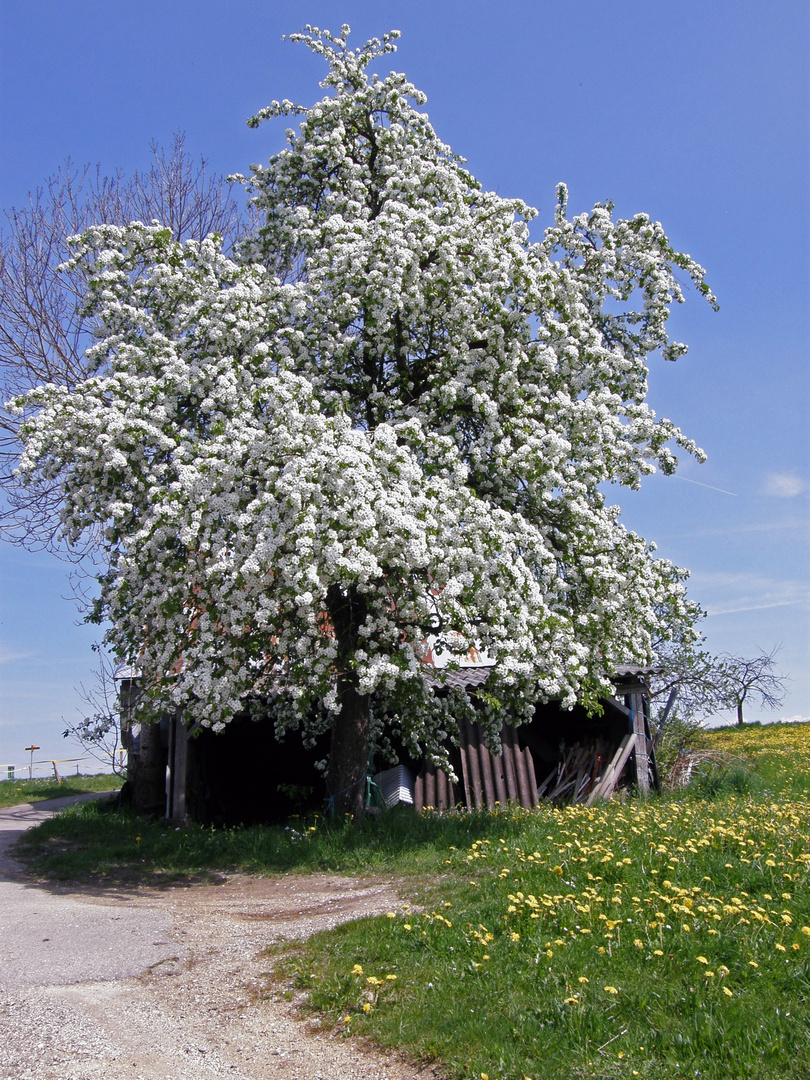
left=0, top=773, right=122, bottom=810
left=12, top=723, right=810, bottom=1079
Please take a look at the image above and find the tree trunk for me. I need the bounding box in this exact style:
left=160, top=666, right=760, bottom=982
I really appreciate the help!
left=325, top=584, right=371, bottom=822
left=736, top=700, right=745, bottom=726
left=128, top=720, right=167, bottom=812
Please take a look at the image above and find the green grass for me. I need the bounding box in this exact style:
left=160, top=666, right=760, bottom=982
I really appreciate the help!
left=13, top=799, right=516, bottom=885
left=278, top=794, right=810, bottom=1080
left=11, top=723, right=810, bottom=1079
left=0, top=772, right=122, bottom=809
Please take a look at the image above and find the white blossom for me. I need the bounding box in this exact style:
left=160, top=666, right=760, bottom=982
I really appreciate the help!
left=12, top=26, right=711, bottom=781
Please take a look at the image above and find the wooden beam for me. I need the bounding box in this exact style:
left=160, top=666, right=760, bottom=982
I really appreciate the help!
left=630, top=692, right=651, bottom=795
left=587, top=735, right=635, bottom=805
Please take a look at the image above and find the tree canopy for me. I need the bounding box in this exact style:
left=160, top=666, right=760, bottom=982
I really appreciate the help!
left=11, top=26, right=717, bottom=816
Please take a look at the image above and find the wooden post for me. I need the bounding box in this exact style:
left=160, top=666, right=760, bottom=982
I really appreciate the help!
left=170, top=714, right=189, bottom=822
left=587, top=735, right=635, bottom=805
left=630, top=691, right=651, bottom=795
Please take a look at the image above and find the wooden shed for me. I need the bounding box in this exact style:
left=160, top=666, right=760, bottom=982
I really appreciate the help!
left=118, top=662, right=658, bottom=824
left=409, top=664, right=658, bottom=813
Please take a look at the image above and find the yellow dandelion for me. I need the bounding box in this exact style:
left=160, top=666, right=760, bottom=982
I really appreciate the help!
left=351, top=964, right=364, bottom=976
left=403, top=924, right=412, bottom=931
left=482, top=954, right=490, bottom=961
left=723, top=986, right=733, bottom=997
left=510, top=931, right=520, bottom=942
left=705, top=971, right=715, bottom=978
left=363, top=1002, right=373, bottom=1013
left=653, top=949, right=664, bottom=956
left=748, top=960, right=759, bottom=968
left=801, top=926, right=810, bottom=936
left=633, top=939, right=644, bottom=949
left=546, top=949, right=553, bottom=958
left=578, top=976, right=589, bottom=984
left=775, top=943, right=787, bottom=952
left=604, top=985, right=619, bottom=995
left=385, top=974, right=397, bottom=981
left=696, top=956, right=709, bottom=965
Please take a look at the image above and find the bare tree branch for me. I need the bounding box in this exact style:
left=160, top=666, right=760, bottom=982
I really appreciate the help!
left=651, top=639, right=789, bottom=738
left=1, top=133, right=248, bottom=548
left=62, top=644, right=126, bottom=774
left=717, top=644, right=789, bottom=725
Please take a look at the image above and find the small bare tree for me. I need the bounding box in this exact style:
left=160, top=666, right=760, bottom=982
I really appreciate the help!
left=718, top=645, right=788, bottom=725
left=1, top=133, right=247, bottom=547
left=62, top=645, right=125, bottom=774
left=650, top=637, right=789, bottom=755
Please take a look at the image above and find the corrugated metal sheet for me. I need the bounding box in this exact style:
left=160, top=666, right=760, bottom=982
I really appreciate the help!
left=413, top=714, right=658, bottom=812
left=414, top=720, right=540, bottom=812
left=374, top=764, right=415, bottom=809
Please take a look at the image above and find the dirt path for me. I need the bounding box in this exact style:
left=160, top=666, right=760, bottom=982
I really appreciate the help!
left=0, top=800, right=441, bottom=1080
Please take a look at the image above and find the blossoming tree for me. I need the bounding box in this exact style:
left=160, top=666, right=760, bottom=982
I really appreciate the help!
left=13, top=27, right=716, bottom=818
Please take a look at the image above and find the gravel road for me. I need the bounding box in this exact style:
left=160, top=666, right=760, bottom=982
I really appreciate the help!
left=0, top=797, right=440, bottom=1079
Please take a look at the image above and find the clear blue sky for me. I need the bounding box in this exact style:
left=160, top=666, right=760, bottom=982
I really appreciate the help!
left=1, top=0, right=808, bottom=771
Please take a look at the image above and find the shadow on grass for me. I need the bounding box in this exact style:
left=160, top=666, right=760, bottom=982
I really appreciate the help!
left=12, top=798, right=537, bottom=896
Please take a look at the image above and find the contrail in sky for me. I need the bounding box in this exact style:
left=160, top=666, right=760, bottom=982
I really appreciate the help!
left=671, top=475, right=738, bottom=497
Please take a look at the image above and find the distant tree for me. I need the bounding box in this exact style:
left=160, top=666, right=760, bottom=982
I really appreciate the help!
left=0, top=133, right=247, bottom=547
left=650, top=636, right=789, bottom=775
left=718, top=646, right=788, bottom=725
left=12, top=26, right=717, bottom=819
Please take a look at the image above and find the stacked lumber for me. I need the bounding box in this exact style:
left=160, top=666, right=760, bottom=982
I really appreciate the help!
left=533, top=736, right=638, bottom=806
left=532, top=738, right=606, bottom=804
